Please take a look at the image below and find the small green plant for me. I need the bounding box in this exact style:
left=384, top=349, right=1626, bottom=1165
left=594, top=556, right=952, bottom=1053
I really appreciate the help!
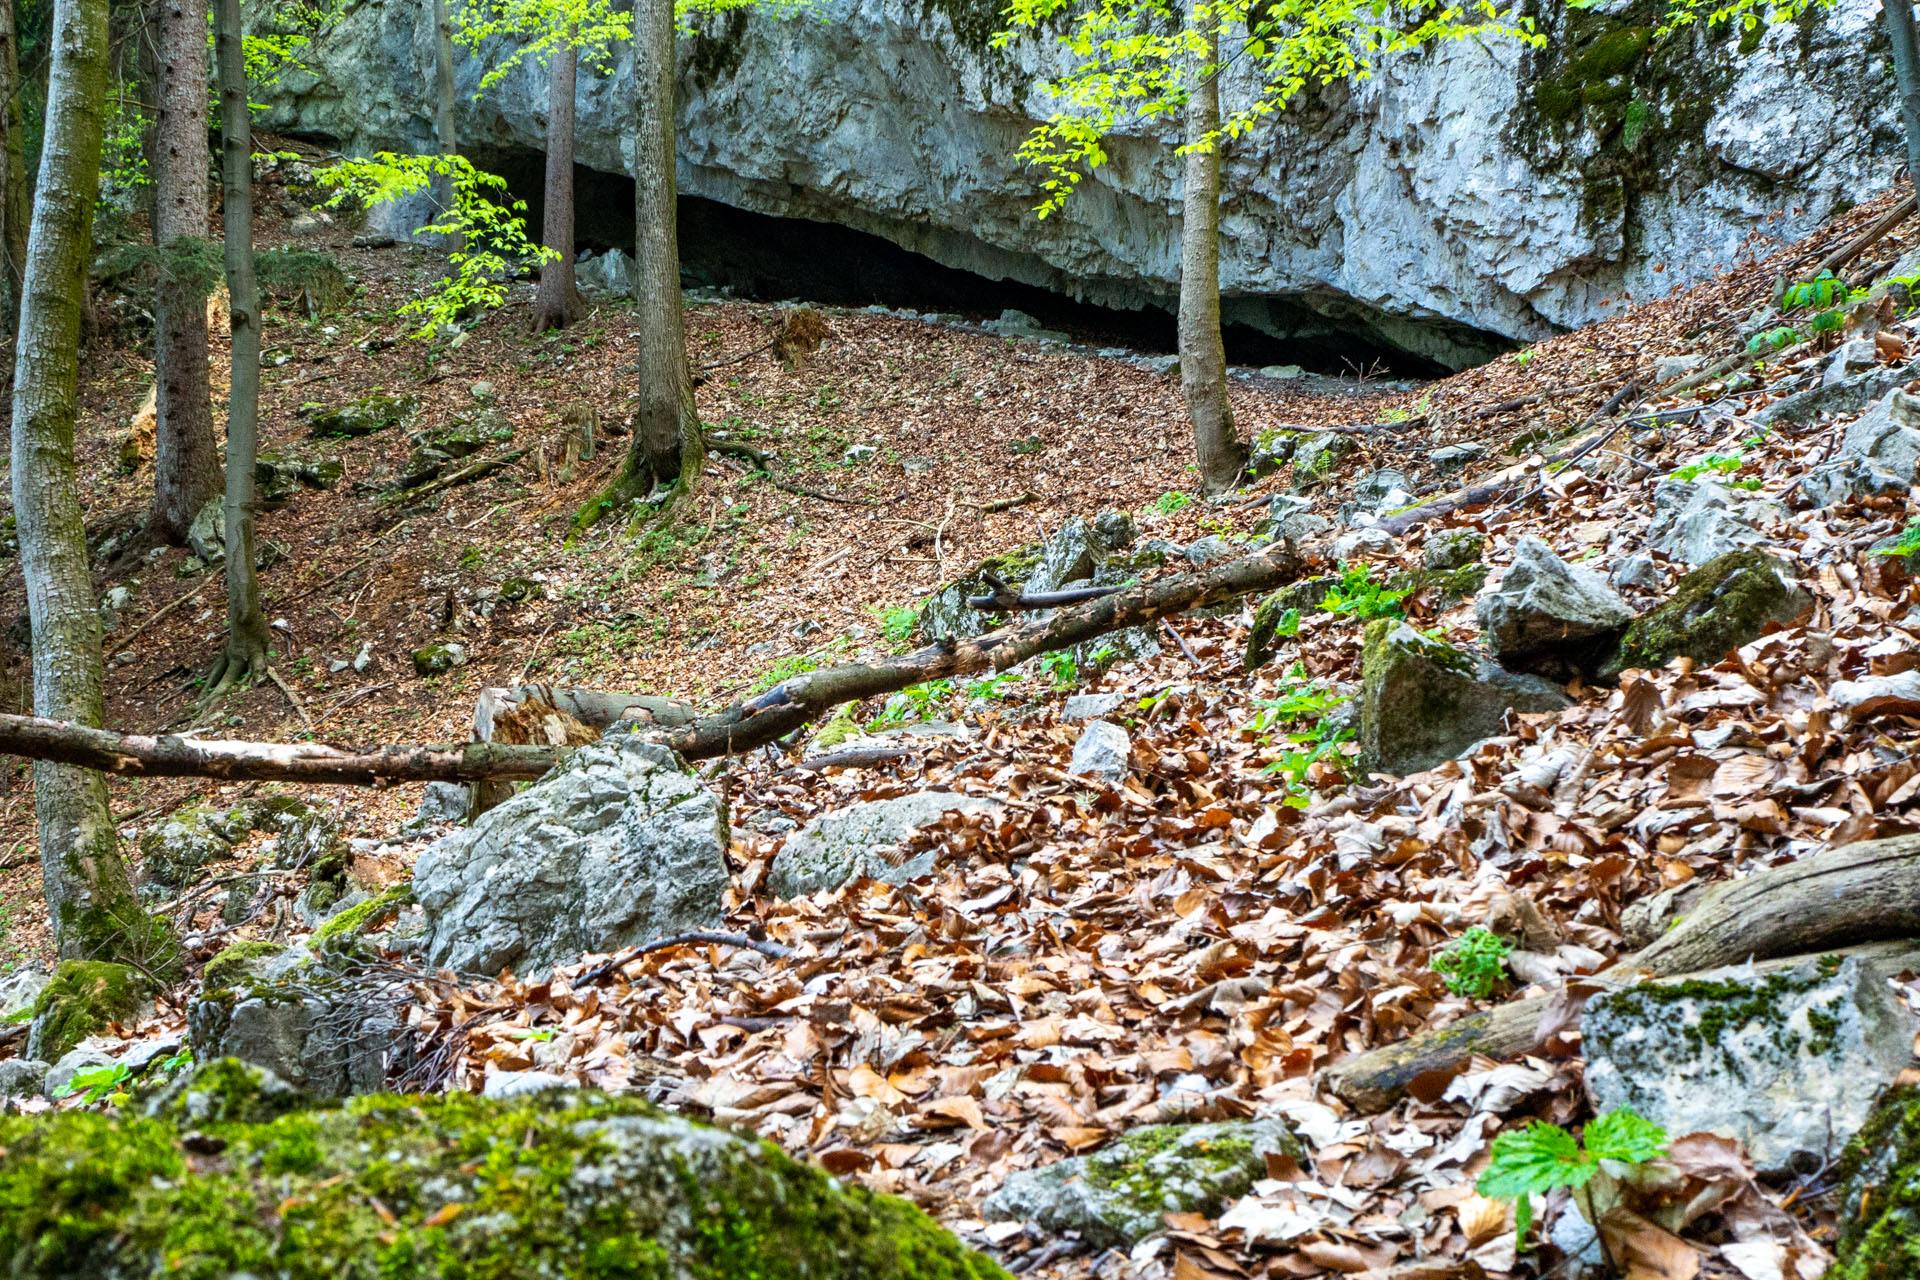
left=1245, top=664, right=1352, bottom=806
left=1512, top=348, right=1536, bottom=367
left=1270, top=606, right=1301, bottom=639
left=1477, top=1108, right=1669, bottom=1249
left=1809, top=308, right=1846, bottom=335
left=1040, top=649, right=1078, bottom=687
left=51, top=1061, right=134, bottom=1105
left=1781, top=269, right=1848, bottom=311
left=1746, top=325, right=1802, bottom=355
left=1671, top=453, right=1743, bottom=482
left=1430, top=926, right=1514, bottom=998
left=871, top=605, right=920, bottom=650
left=1876, top=519, right=1920, bottom=558
left=964, top=670, right=1022, bottom=701
left=1320, top=563, right=1408, bottom=621
left=1149, top=490, right=1192, bottom=516
left=872, top=678, right=955, bottom=725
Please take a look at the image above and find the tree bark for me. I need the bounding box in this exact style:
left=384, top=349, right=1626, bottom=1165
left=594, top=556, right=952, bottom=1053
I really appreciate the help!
left=430, top=0, right=462, bottom=252
left=1319, top=833, right=1920, bottom=1111
left=211, top=0, right=268, bottom=689
left=530, top=37, right=581, bottom=332
left=0, top=0, right=28, bottom=328
left=11, top=0, right=155, bottom=961
left=1178, top=30, right=1246, bottom=496
left=1883, top=0, right=1920, bottom=185
left=580, top=0, right=701, bottom=531
left=147, top=0, right=220, bottom=546
left=0, top=540, right=1311, bottom=785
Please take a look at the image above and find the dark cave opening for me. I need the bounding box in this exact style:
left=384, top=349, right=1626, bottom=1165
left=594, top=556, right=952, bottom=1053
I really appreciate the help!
left=465, top=145, right=1471, bottom=378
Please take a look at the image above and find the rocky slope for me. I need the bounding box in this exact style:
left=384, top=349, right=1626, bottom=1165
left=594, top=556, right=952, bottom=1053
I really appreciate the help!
left=259, top=0, right=1899, bottom=366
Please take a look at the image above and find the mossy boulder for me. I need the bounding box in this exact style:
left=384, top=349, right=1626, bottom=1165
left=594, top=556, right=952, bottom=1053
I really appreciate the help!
left=920, top=543, right=1044, bottom=641
left=256, top=450, right=346, bottom=508
left=309, top=393, right=416, bottom=439
left=202, top=940, right=290, bottom=993
left=982, top=1117, right=1299, bottom=1248
left=1244, top=576, right=1337, bottom=671
left=1587, top=954, right=1919, bottom=1174
left=189, top=944, right=411, bottom=1096
left=1601, top=548, right=1810, bottom=678
left=0, top=1061, right=1005, bottom=1280
left=1289, top=432, right=1355, bottom=492
left=413, top=643, right=468, bottom=675
left=24, top=960, right=150, bottom=1062
left=1836, top=1085, right=1920, bottom=1280
left=1423, top=528, right=1486, bottom=571
left=421, top=408, right=515, bottom=458
left=1358, top=619, right=1571, bottom=777
left=138, top=805, right=236, bottom=887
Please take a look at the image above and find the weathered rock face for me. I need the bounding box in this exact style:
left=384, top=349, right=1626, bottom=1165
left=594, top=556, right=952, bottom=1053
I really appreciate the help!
left=413, top=739, right=729, bottom=976
left=1603, top=548, right=1809, bottom=677
left=1801, top=388, right=1920, bottom=508
left=1584, top=955, right=1920, bottom=1174
left=768, top=791, right=1005, bottom=898
left=1475, top=535, right=1632, bottom=675
left=983, top=1117, right=1301, bottom=1248
left=0, top=1061, right=1004, bottom=1279
left=1358, top=619, right=1570, bottom=776
left=256, top=0, right=1897, bottom=368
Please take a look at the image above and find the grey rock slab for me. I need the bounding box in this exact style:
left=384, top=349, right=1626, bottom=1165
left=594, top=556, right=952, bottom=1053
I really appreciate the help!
left=1358, top=621, right=1571, bottom=777
left=1069, top=720, right=1132, bottom=784
left=1611, top=551, right=1666, bottom=592
left=768, top=792, right=1005, bottom=899
left=1584, top=955, right=1919, bottom=1173
left=982, top=1117, right=1301, bottom=1248
left=190, top=984, right=409, bottom=1098
left=1423, top=528, right=1485, bottom=571
left=1254, top=494, right=1333, bottom=547
left=0, top=1058, right=49, bottom=1098
left=1474, top=535, right=1632, bottom=660
left=412, top=780, right=470, bottom=826
left=187, top=498, right=227, bottom=566
left=1430, top=442, right=1489, bottom=471
left=1655, top=354, right=1705, bottom=383
left=1647, top=475, right=1787, bottom=566
left=1290, top=433, right=1355, bottom=491
left=413, top=739, right=729, bottom=977
left=1061, top=692, right=1124, bottom=721
left=1800, top=389, right=1920, bottom=508
left=0, top=966, right=49, bottom=1020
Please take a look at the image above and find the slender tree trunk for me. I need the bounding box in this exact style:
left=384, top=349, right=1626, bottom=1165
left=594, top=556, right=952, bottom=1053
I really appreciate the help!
left=211, top=0, right=267, bottom=690
left=1178, top=27, right=1246, bottom=495
left=530, top=37, right=581, bottom=332
left=11, top=0, right=159, bottom=963
left=0, top=0, right=28, bottom=329
left=577, top=0, right=699, bottom=532
left=430, top=0, right=461, bottom=251
left=147, top=0, right=220, bottom=545
left=1884, top=0, right=1920, bottom=185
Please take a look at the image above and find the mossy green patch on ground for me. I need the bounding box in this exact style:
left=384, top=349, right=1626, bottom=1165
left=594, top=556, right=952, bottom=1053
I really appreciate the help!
left=27, top=960, right=150, bottom=1061
left=0, top=1063, right=1006, bottom=1280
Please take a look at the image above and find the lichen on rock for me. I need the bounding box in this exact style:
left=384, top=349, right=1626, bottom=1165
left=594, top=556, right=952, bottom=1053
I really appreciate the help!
left=1357, top=619, right=1570, bottom=777
left=1835, top=1084, right=1920, bottom=1280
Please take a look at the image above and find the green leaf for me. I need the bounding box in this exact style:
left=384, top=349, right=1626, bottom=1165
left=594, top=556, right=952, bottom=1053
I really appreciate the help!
left=1476, top=1121, right=1594, bottom=1202
left=1582, top=1107, right=1668, bottom=1165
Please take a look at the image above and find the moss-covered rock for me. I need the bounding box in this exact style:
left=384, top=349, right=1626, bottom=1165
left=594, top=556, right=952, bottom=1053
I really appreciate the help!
left=1358, top=619, right=1570, bottom=777
left=982, top=1117, right=1299, bottom=1248
left=202, top=940, right=289, bottom=993
left=309, top=393, right=416, bottom=439
left=137, top=806, right=235, bottom=888
left=311, top=883, right=412, bottom=944
left=1244, top=577, right=1337, bottom=671
left=413, top=643, right=468, bottom=675
left=1423, top=528, right=1486, bottom=571
left=920, top=543, right=1043, bottom=641
left=24, top=960, right=150, bottom=1062
left=1836, top=1085, right=1920, bottom=1280
left=1602, top=548, right=1810, bottom=677
left=1289, top=432, right=1355, bottom=492
left=0, top=1062, right=1005, bottom=1280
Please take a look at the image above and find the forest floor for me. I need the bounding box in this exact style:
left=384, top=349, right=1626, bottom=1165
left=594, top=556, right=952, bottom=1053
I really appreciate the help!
left=4, top=166, right=1920, bottom=1280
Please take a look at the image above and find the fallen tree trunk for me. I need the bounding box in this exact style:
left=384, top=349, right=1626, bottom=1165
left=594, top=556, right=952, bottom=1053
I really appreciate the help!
left=0, top=540, right=1311, bottom=785
left=1319, top=834, right=1920, bottom=1111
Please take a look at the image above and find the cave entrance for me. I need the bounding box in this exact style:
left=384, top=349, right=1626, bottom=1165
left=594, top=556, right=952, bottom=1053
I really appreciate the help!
left=468, top=145, right=1466, bottom=377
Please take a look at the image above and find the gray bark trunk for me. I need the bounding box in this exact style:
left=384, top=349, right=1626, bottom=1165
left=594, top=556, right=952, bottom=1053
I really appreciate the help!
left=430, top=0, right=460, bottom=251
left=1178, top=31, right=1246, bottom=496
left=625, top=0, right=700, bottom=492
left=11, top=0, right=153, bottom=960
left=148, top=0, right=220, bottom=545
left=0, top=0, right=27, bottom=328
left=531, top=38, right=581, bottom=332
left=1884, top=0, right=1920, bottom=186
left=214, top=0, right=267, bottom=680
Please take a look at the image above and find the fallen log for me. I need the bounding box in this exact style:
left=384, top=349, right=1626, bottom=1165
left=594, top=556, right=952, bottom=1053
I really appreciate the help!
left=1318, top=833, right=1920, bottom=1111
left=0, top=540, right=1311, bottom=786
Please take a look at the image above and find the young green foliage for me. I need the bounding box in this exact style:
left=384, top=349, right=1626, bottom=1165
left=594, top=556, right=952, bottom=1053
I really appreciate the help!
left=451, top=0, right=630, bottom=91
left=1429, top=925, right=1513, bottom=998
left=313, top=153, right=554, bottom=337
left=1477, top=1109, right=1668, bottom=1247
left=996, top=0, right=1538, bottom=216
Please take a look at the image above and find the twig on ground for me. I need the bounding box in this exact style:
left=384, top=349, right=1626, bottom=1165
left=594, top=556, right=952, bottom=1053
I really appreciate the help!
left=266, top=667, right=315, bottom=734
left=109, top=588, right=206, bottom=657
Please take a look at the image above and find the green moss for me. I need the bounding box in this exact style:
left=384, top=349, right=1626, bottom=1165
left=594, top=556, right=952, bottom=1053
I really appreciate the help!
left=1836, top=1087, right=1920, bottom=1280
left=310, top=883, right=412, bottom=944
left=811, top=705, right=862, bottom=752
left=1604, top=549, right=1807, bottom=676
left=0, top=1065, right=1006, bottom=1280
left=28, top=960, right=150, bottom=1061
left=1594, top=964, right=1844, bottom=1068
left=202, top=940, right=286, bottom=992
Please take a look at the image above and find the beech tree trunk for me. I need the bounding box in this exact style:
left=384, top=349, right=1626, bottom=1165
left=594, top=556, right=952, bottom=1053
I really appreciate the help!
left=580, top=0, right=701, bottom=530
left=11, top=0, right=155, bottom=961
left=212, top=0, right=268, bottom=686
left=430, top=0, right=461, bottom=251
left=147, top=0, right=220, bottom=546
left=531, top=38, right=582, bottom=332
left=0, top=0, right=27, bottom=327
left=1884, top=0, right=1920, bottom=185
left=1178, top=31, right=1246, bottom=496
